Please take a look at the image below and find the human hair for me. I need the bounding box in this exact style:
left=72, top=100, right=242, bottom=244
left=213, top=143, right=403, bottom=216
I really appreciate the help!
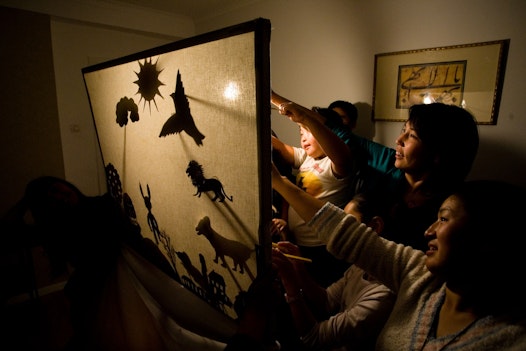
left=24, top=176, right=85, bottom=223
left=349, top=191, right=386, bottom=225
left=328, top=100, right=358, bottom=125
left=451, top=180, right=526, bottom=316
left=312, top=107, right=344, bottom=127
left=22, top=176, right=86, bottom=275
left=407, top=103, right=479, bottom=187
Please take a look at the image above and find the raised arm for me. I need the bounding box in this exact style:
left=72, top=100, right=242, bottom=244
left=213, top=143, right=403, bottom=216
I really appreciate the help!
left=272, top=163, right=324, bottom=222
left=271, top=91, right=353, bottom=177
left=271, top=134, right=295, bottom=165
left=271, top=91, right=325, bottom=124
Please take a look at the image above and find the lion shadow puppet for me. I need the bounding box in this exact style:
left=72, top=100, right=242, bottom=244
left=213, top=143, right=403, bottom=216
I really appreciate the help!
left=186, top=160, right=233, bottom=202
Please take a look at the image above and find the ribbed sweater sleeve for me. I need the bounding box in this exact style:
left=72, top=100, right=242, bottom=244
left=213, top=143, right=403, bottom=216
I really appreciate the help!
left=308, top=202, right=427, bottom=293
left=308, top=203, right=526, bottom=351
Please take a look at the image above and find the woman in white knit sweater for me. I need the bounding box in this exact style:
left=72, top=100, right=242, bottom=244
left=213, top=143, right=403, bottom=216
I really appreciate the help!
left=272, top=164, right=526, bottom=350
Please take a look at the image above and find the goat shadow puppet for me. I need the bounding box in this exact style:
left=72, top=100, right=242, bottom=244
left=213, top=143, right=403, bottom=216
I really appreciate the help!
left=159, top=70, right=205, bottom=146
left=172, top=216, right=255, bottom=314
left=186, top=160, right=233, bottom=202
left=196, top=216, right=254, bottom=280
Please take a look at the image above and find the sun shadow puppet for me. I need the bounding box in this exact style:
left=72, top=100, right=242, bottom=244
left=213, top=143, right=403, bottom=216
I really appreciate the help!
left=133, top=57, right=164, bottom=113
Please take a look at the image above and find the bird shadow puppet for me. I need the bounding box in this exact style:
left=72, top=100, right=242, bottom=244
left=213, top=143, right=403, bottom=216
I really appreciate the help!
left=159, top=70, right=205, bottom=146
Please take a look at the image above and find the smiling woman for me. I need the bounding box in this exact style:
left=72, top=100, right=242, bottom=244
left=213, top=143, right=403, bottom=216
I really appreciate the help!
left=271, top=170, right=526, bottom=350
left=329, top=102, right=480, bottom=252
left=271, top=91, right=480, bottom=253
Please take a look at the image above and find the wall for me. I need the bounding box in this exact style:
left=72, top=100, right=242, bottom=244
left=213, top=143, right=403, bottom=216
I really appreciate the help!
left=50, top=19, right=181, bottom=196
left=197, top=0, right=526, bottom=188
left=0, top=7, right=65, bottom=217
left=0, top=2, right=192, bottom=217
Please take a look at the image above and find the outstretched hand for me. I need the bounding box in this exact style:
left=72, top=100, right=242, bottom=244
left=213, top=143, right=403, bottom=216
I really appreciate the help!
left=271, top=90, right=329, bottom=132
left=270, top=218, right=288, bottom=241
left=271, top=90, right=308, bottom=124
left=272, top=241, right=304, bottom=280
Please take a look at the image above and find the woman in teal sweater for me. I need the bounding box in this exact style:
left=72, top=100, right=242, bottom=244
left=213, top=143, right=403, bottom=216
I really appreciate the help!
left=272, top=166, right=526, bottom=350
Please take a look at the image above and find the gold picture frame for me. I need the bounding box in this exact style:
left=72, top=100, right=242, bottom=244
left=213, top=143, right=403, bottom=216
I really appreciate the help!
left=372, top=39, right=509, bottom=124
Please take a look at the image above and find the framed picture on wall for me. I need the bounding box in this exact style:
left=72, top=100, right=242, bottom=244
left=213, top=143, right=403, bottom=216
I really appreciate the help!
left=372, top=39, right=509, bottom=124
left=82, top=18, right=272, bottom=338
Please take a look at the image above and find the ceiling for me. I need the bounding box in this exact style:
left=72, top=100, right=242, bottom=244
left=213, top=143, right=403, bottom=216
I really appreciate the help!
left=112, top=0, right=259, bottom=22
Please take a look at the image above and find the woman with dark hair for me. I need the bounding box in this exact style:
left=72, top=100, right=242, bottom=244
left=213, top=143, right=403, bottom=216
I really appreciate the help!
left=272, top=168, right=526, bottom=350
left=272, top=91, right=479, bottom=251
left=370, top=103, right=479, bottom=250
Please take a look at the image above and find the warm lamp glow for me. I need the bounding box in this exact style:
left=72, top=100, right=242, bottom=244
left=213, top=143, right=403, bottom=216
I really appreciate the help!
left=422, top=93, right=435, bottom=104
left=223, top=81, right=239, bottom=100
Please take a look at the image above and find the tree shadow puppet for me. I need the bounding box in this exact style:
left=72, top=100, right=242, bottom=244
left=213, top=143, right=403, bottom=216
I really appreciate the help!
left=115, top=96, right=140, bottom=127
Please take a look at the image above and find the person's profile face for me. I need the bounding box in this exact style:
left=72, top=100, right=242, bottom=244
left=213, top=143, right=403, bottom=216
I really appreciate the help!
left=423, top=195, right=468, bottom=275
left=331, top=107, right=350, bottom=124
left=47, top=182, right=80, bottom=208
left=300, top=126, right=324, bottom=159
left=30, top=181, right=81, bottom=225
left=394, top=121, right=428, bottom=173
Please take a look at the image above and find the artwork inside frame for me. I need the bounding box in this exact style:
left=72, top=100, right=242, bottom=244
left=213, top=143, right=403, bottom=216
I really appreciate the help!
left=372, top=39, right=509, bottom=124
left=82, top=17, right=272, bottom=333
